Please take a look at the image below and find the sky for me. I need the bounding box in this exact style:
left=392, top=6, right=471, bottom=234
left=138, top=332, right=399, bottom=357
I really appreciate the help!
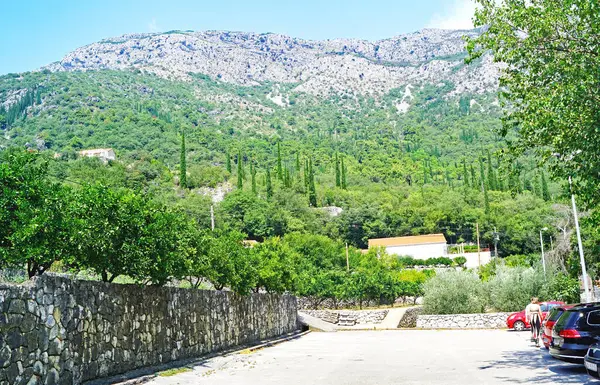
left=0, top=0, right=476, bottom=75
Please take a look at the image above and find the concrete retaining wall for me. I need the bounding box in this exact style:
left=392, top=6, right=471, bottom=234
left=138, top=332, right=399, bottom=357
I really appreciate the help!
left=416, top=312, right=511, bottom=329
left=0, top=275, right=297, bottom=385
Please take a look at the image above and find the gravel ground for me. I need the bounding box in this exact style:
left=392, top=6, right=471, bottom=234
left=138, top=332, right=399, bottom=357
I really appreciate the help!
left=146, top=330, right=594, bottom=385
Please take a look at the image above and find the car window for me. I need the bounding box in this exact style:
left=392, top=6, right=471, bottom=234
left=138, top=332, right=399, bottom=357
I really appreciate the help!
left=547, top=309, right=564, bottom=322
left=540, top=304, right=548, bottom=312
left=554, top=310, right=582, bottom=330
left=588, top=311, right=600, bottom=325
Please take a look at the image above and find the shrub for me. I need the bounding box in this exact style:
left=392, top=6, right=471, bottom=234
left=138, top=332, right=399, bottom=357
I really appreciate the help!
left=547, top=272, right=580, bottom=304
left=423, top=270, right=486, bottom=314
left=486, top=266, right=549, bottom=312
left=453, top=256, right=467, bottom=267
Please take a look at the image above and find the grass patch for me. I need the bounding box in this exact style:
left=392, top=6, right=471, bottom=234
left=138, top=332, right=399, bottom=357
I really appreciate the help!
left=158, top=367, right=192, bottom=377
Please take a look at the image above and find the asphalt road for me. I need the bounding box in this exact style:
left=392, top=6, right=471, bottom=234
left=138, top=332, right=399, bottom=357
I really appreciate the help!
left=147, top=330, right=594, bottom=385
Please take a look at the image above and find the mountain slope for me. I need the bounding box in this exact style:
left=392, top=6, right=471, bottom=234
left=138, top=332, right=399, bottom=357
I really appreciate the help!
left=0, top=27, right=511, bottom=181
left=0, top=28, right=560, bottom=255
left=46, top=28, right=500, bottom=97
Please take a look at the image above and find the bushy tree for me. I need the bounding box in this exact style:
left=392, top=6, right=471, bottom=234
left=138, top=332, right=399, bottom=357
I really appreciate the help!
left=468, top=0, right=600, bottom=208
left=486, top=265, right=548, bottom=312
left=70, top=183, right=152, bottom=282
left=0, top=150, right=75, bottom=277
left=204, top=229, right=255, bottom=294
left=423, top=271, right=487, bottom=314
left=252, top=237, right=297, bottom=293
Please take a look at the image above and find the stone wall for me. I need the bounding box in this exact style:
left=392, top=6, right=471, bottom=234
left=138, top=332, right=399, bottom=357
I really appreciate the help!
left=416, top=312, right=511, bottom=329
left=397, top=307, right=422, bottom=328
left=0, top=275, right=297, bottom=385
left=302, top=309, right=388, bottom=325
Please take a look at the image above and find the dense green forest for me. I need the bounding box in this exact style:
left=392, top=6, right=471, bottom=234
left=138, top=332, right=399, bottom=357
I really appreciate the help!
left=0, top=69, right=562, bottom=256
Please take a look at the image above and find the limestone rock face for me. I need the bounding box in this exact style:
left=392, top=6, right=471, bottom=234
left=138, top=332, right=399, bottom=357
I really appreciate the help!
left=46, top=28, right=500, bottom=97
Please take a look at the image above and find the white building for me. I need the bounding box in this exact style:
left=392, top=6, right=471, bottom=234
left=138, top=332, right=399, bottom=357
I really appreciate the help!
left=79, top=148, right=116, bottom=163
left=368, top=234, right=448, bottom=259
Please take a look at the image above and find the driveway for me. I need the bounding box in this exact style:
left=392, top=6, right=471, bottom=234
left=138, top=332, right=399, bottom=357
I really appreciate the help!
left=147, top=330, right=594, bottom=385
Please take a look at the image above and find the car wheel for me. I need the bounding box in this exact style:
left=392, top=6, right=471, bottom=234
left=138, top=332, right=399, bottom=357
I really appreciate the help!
left=513, top=321, right=526, bottom=331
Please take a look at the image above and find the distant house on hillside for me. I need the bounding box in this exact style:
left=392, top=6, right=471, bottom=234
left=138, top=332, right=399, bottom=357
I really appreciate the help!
left=79, top=148, right=116, bottom=163
left=368, top=234, right=448, bottom=259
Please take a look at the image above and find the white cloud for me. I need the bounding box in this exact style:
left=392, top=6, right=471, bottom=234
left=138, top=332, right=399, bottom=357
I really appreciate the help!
left=427, top=0, right=477, bottom=30
left=148, top=18, right=160, bottom=33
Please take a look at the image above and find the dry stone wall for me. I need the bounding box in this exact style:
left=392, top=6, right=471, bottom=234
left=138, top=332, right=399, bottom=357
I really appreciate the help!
left=416, top=313, right=511, bottom=329
left=0, top=275, right=297, bottom=385
left=302, top=309, right=388, bottom=326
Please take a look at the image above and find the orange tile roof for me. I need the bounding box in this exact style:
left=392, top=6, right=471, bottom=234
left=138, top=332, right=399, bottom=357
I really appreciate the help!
left=368, top=234, right=447, bottom=248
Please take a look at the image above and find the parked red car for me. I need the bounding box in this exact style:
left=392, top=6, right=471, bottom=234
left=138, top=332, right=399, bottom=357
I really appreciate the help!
left=541, top=305, right=574, bottom=348
left=506, top=301, right=565, bottom=331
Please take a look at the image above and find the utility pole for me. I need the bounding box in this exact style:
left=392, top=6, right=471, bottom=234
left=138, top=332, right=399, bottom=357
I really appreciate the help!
left=345, top=243, right=350, bottom=273
left=476, top=223, right=481, bottom=267
left=493, top=226, right=499, bottom=259
left=210, top=205, right=215, bottom=231
left=540, top=228, right=547, bottom=276
left=570, top=176, right=591, bottom=302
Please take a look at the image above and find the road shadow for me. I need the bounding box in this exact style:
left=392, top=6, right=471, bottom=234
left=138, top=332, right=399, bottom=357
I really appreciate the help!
left=477, top=345, right=594, bottom=384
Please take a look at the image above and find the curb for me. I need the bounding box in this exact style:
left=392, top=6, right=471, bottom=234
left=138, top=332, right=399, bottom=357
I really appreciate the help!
left=85, top=330, right=310, bottom=385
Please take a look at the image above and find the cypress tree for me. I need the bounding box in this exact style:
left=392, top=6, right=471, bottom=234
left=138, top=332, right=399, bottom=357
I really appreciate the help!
left=266, top=168, right=273, bottom=199
left=479, top=157, right=486, bottom=191
left=423, top=162, right=429, bottom=185
left=295, top=152, right=301, bottom=172
left=226, top=152, right=232, bottom=173
left=308, top=159, right=317, bottom=206
left=470, top=164, right=477, bottom=188
left=463, top=160, right=470, bottom=188
left=541, top=171, right=550, bottom=201
left=524, top=177, right=533, bottom=192
left=534, top=174, right=542, bottom=198
left=179, top=131, right=187, bottom=189
left=341, top=156, right=347, bottom=190
left=486, top=150, right=497, bottom=190
left=483, top=181, right=490, bottom=215
left=237, top=150, right=243, bottom=189
left=335, top=153, right=341, bottom=187
left=304, top=159, right=309, bottom=189
left=251, top=160, right=257, bottom=195
left=277, top=142, right=283, bottom=181
left=429, top=160, right=434, bottom=183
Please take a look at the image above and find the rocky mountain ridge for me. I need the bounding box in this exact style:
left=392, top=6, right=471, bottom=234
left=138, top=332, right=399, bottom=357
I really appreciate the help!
left=47, top=28, right=500, bottom=98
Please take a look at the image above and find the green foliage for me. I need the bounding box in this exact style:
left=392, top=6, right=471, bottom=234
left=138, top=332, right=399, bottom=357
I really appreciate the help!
left=226, top=152, right=232, bottom=173
left=335, top=153, right=341, bottom=188
left=237, top=150, right=243, bottom=189
left=276, top=142, right=283, bottom=181
left=468, top=0, right=600, bottom=208
left=70, top=183, right=189, bottom=284
left=250, top=160, right=257, bottom=195
left=252, top=237, right=297, bottom=293
left=179, top=131, right=187, bottom=189
left=0, top=150, right=74, bottom=277
left=547, top=273, right=580, bottom=304
left=396, top=256, right=453, bottom=267
left=265, top=168, right=273, bottom=199
left=453, top=256, right=467, bottom=267
left=308, top=158, right=317, bottom=206
left=423, top=270, right=487, bottom=314
left=486, top=265, right=548, bottom=312
left=204, top=229, right=255, bottom=294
